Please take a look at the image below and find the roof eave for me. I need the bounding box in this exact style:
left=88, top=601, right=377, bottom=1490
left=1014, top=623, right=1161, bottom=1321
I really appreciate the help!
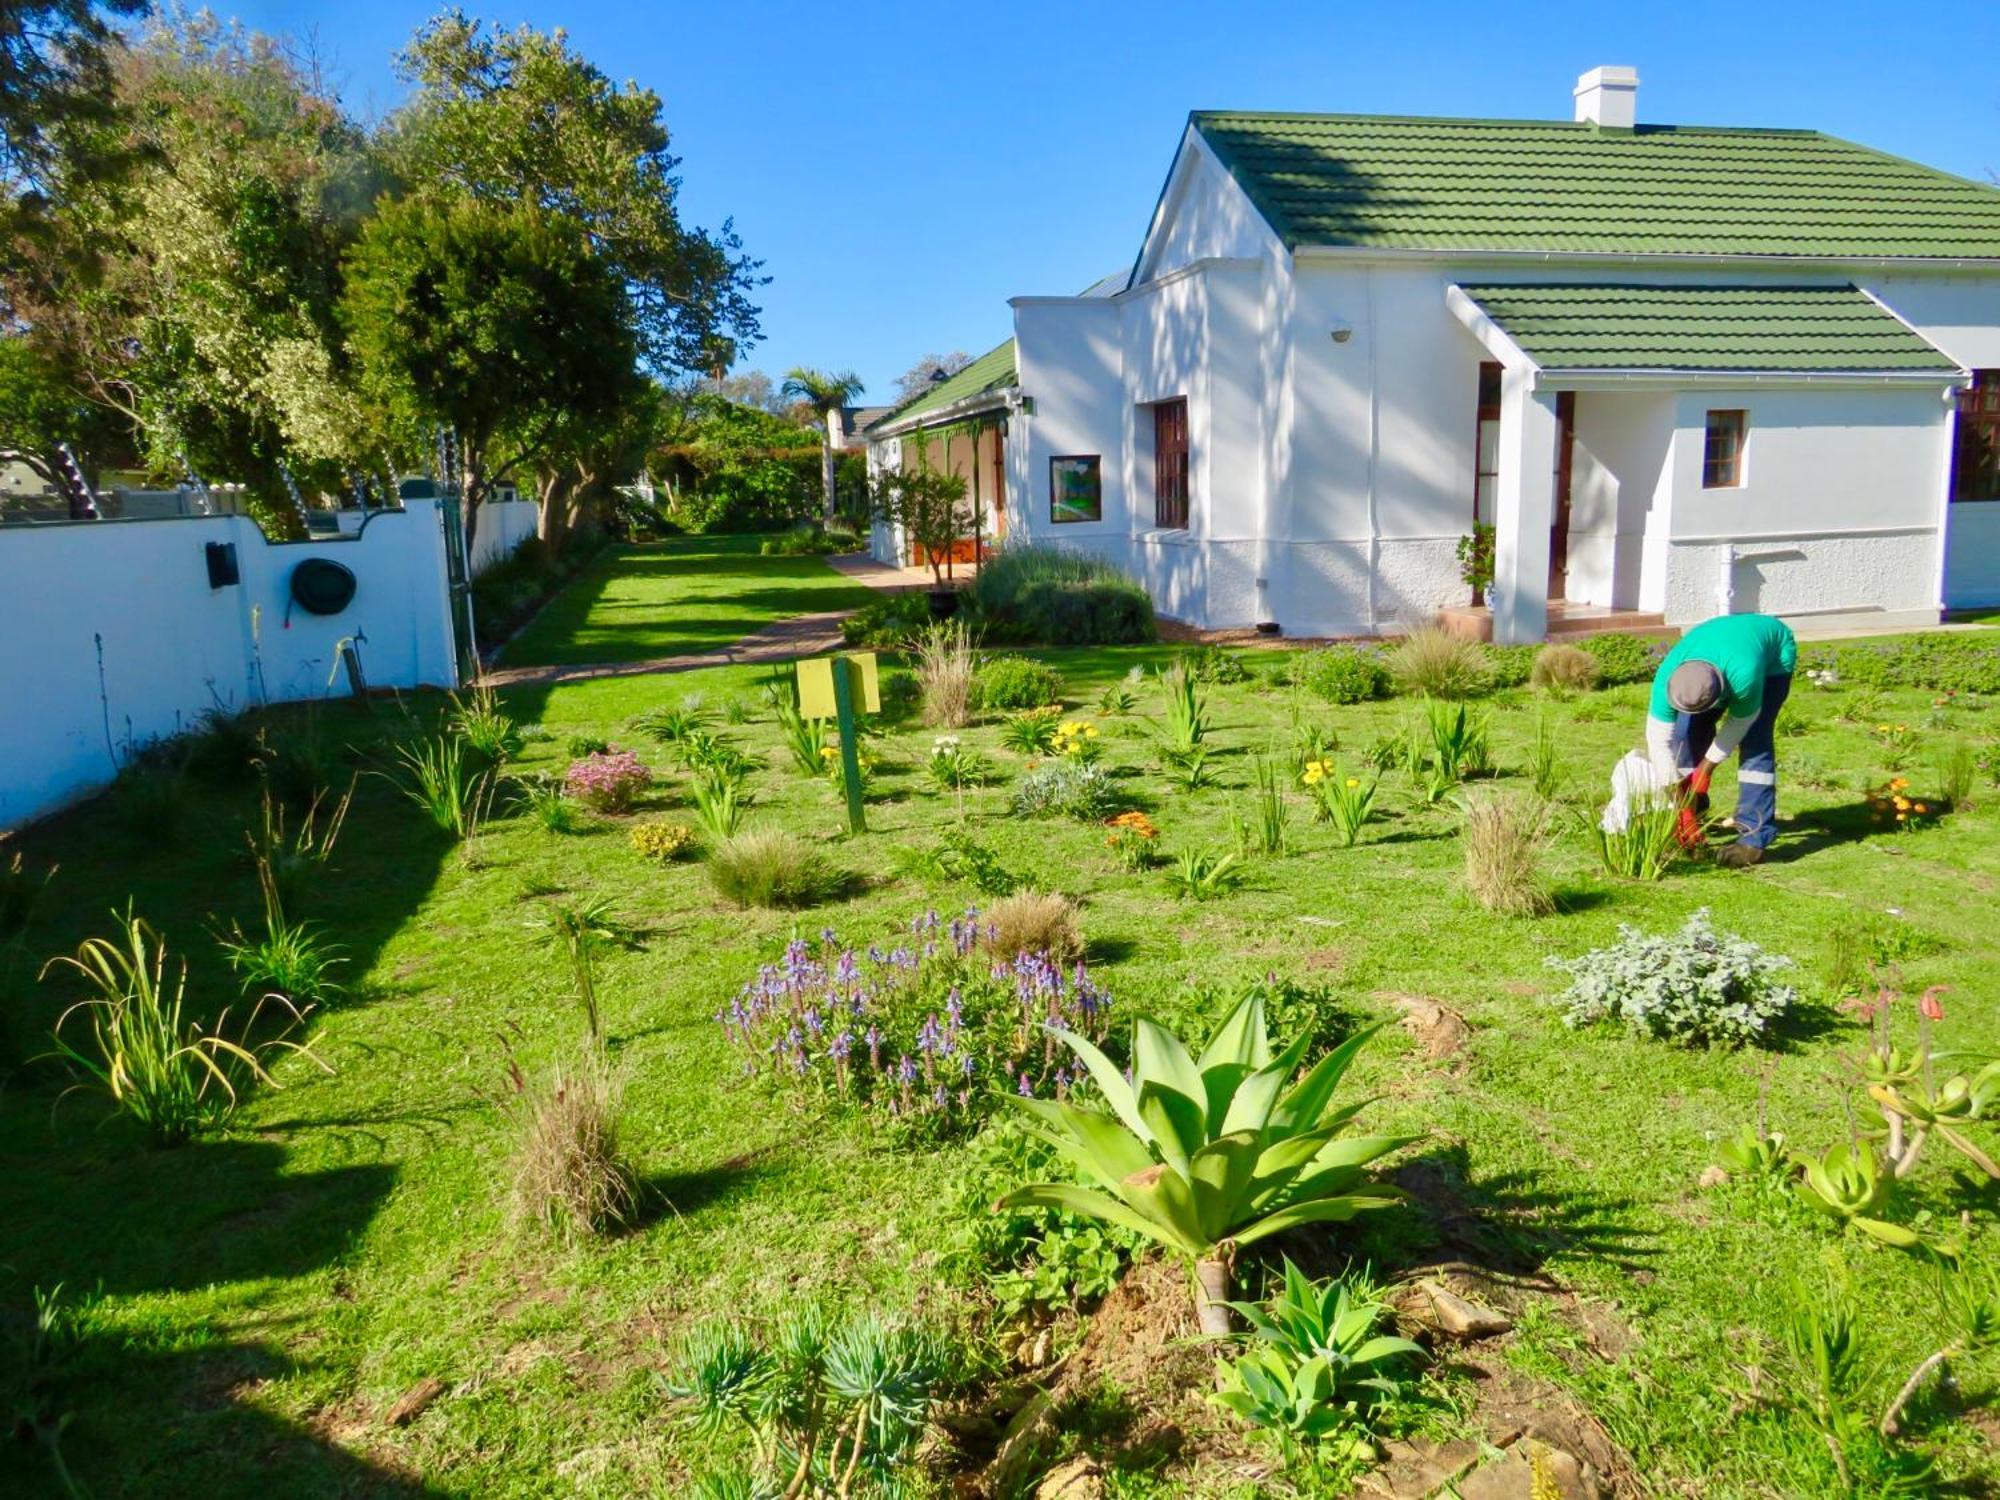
left=868, top=387, right=1021, bottom=440
left=1298, top=244, right=2000, bottom=272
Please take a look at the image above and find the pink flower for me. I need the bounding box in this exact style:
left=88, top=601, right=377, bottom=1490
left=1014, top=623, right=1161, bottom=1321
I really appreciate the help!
left=1918, top=986, right=1947, bottom=1023
left=563, top=750, right=652, bottom=812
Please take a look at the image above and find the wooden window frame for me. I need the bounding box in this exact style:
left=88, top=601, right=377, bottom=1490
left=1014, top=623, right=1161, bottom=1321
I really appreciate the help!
left=1951, top=370, right=2000, bottom=501
left=1472, top=362, right=1502, bottom=523
left=1151, top=397, right=1190, bottom=530
left=1702, top=409, right=1747, bottom=490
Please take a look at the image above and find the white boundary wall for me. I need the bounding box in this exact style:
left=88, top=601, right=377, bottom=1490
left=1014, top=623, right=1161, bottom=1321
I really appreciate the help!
left=0, top=502, right=459, bottom=830
left=469, top=498, right=540, bottom=575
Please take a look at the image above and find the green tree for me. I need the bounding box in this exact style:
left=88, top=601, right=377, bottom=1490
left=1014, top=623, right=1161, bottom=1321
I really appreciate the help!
left=0, top=334, right=123, bottom=492
left=341, top=194, right=639, bottom=529
left=386, top=13, right=761, bottom=376
left=780, top=367, right=864, bottom=527
left=0, top=0, right=144, bottom=214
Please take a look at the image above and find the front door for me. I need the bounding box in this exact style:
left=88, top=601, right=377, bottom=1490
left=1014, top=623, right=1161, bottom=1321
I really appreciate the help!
left=1549, top=392, right=1576, bottom=601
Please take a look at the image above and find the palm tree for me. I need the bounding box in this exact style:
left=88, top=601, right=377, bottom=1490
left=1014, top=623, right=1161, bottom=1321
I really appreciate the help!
left=781, top=366, right=865, bottom=526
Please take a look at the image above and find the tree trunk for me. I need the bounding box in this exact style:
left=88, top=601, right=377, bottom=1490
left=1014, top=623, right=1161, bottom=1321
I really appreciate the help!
left=1194, top=1255, right=1234, bottom=1336
left=537, top=470, right=573, bottom=554
left=820, top=410, right=839, bottom=527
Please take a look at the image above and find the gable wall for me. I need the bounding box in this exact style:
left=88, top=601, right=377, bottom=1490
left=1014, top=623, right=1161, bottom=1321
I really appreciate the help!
left=1132, top=128, right=1287, bottom=286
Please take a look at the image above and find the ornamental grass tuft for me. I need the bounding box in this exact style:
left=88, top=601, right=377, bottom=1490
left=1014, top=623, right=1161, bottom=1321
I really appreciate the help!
left=979, top=890, right=1084, bottom=966
left=1459, top=792, right=1554, bottom=917
left=507, top=1047, right=637, bottom=1241
left=708, top=830, right=842, bottom=909
left=1388, top=625, right=1490, bottom=700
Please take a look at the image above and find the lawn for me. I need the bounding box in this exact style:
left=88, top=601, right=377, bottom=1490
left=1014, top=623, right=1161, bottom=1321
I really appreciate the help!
left=2, top=609, right=1998, bottom=1497
left=495, top=534, right=876, bottom=668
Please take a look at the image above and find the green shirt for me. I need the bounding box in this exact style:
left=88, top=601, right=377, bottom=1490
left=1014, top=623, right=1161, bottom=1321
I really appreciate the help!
left=1647, top=614, right=1798, bottom=724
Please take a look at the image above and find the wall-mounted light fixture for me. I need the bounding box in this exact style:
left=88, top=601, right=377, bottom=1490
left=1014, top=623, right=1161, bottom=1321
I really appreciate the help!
left=1330, top=321, right=1354, bottom=344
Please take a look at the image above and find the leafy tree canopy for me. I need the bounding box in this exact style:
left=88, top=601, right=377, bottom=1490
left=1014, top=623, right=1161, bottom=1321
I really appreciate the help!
left=892, top=351, right=971, bottom=403
left=387, top=12, right=762, bottom=377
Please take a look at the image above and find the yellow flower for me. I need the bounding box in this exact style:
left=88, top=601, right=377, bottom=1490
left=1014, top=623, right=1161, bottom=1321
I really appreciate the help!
left=1345, top=777, right=1361, bottom=789
left=1302, top=766, right=1324, bottom=786
left=1914, top=803, right=1929, bottom=814
left=1084, top=725, right=1099, bottom=737
left=1896, top=724, right=1907, bottom=733
left=1877, top=724, right=1892, bottom=733
left=1893, top=796, right=1911, bottom=810
left=1896, top=812, right=1908, bottom=822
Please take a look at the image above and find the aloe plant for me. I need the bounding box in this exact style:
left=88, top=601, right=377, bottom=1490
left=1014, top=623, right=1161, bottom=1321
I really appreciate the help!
left=1791, top=1142, right=1919, bottom=1249
left=998, top=993, right=1415, bottom=1333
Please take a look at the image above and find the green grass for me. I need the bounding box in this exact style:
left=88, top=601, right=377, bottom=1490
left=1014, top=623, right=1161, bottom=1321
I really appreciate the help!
left=496, top=534, right=876, bottom=668
left=2, top=629, right=1998, bottom=1496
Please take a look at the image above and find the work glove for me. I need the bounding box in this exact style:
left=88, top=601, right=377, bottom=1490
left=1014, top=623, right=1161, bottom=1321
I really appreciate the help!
left=1675, top=804, right=1704, bottom=848
left=1675, top=763, right=1713, bottom=847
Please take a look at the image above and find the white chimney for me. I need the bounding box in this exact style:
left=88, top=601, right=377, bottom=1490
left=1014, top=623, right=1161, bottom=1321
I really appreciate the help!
left=1573, top=65, right=1639, bottom=128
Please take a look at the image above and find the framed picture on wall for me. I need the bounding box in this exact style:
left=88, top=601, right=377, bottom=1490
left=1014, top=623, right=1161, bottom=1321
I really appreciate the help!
left=1050, top=455, right=1102, bottom=523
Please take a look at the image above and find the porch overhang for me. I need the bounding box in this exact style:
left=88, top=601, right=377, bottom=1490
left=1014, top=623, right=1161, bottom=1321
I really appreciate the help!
left=1445, top=281, right=1968, bottom=390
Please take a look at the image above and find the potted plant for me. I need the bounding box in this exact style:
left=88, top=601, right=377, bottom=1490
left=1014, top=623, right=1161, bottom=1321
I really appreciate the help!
left=872, top=464, right=971, bottom=617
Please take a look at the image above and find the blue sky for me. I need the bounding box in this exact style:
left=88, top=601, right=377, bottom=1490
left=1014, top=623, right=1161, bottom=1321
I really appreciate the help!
left=234, top=0, right=2000, bottom=400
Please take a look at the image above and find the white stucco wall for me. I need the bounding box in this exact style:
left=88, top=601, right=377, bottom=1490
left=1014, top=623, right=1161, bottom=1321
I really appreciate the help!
left=1131, top=128, right=1287, bottom=286
left=0, top=504, right=459, bottom=830
left=468, top=498, right=540, bottom=575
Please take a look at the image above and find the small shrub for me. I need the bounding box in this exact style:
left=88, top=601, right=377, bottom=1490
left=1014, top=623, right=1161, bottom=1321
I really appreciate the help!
left=1300, top=762, right=1377, bottom=847
left=1178, top=645, right=1251, bottom=684
left=688, top=767, right=750, bottom=841
left=980, top=891, right=1084, bottom=966
left=1163, top=744, right=1218, bottom=791
left=449, top=686, right=524, bottom=764
left=1012, top=760, right=1121, bottom=820
left=541, top=895, right=636, bottom=1041
left=564, top=750, right=653, bottom=813
left=260, top=730, right=344, bottom=812
left=1103, top=810, right=1161, bottom=869
left=972, top=655, right=1063, bottom=711
left=1937, top=743, right=1975, bottom=810
left=1167, top=846, right=1244, bottom=901
left=1096, top=669, right=1141, bottom=716
left=913, top=619, right=976, bottom=728
left=1483, top=642, right=1539, bottom=689
left=630, top=820, right=697, bottom=861
left=1000, top=706, right=1061, bottom=754
left=184, top=709, right=262, bottom=784
left=394, top=734, right=494, bottom=839
left=1, top=846, right=55, bottom=942
left=634, top=697, right=718, bottom=746
left=925, top=735, right=992, bottom=792
left=1547, top=909, right=1797, bottom=1047
left=1814, top=632, right=2000, bottom=695
left=1288, top=645, right=1389, bottom=704
left=566, top=734, right=611, bottom=758
left=1459, top=793, right=1553, bottom=917
left=514, top=772, right=586, bottom=833
left=708, top=830, right=841, bottom=909
left=772, top=693, right=830, bottom=775
left=897, top=828, right=1018, bottom=895
left=507, top=1049, right=637, bottom=1240
left=1158, top=660, right=1210, bottom=754
left=840, top=591, right=930, bottom=648
left=970, top=545, right=1154, bottom=644
left=43, top=911, right=320, bottom=1146
left=1050, top=717, right=1103, bottom=763
left=1423, top=698, right=1493, bottom=781
left=1388, top=626, right=1489, bottom=699
left=1530, top=643, right=1603, bottom=695
left=1576, top=632, right=1662, bottom=686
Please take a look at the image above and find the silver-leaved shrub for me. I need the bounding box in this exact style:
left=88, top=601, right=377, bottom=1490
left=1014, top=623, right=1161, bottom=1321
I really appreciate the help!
left=1545, top=908, right=1797, bottom=1047
left=1011, top=760, right=1120, bottom=820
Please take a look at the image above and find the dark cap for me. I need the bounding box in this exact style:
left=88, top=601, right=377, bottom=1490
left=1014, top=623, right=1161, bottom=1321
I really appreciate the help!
left=1667, top=660, right=1724, bottom=714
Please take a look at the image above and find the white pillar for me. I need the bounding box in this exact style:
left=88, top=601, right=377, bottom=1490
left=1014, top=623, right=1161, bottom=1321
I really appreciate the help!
left=1491, top=369, right=1559, bottom=644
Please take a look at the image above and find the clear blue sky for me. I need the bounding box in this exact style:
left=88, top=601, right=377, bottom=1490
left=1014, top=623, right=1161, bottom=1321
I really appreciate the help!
left=233, top=0, right=2000, bottom=400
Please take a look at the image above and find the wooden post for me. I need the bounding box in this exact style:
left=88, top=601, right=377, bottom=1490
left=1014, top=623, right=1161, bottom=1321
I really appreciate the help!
left=831, top=656, right=867, bottom=834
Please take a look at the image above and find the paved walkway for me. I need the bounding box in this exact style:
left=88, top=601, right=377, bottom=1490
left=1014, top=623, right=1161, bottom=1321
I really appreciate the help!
left=480, top=607, right=854, bottom=688
left=826, top=552, right=981, bottom=592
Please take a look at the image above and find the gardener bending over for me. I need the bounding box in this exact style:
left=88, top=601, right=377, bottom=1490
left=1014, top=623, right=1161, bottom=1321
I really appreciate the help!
left=1644, top=612, right=1798, bottom=868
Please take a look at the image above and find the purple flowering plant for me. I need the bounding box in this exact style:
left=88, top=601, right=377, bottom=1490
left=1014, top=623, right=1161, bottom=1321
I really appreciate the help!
left=716, top=907, right=1115, bottom=1129
left=563, top=749, right=653, bottom=813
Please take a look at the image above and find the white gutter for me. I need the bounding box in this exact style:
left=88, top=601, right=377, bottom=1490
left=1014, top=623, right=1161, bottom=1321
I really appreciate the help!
left=1531, top=368, right=1970, bottom=391
left=867, top=387, right=1023, bottom=442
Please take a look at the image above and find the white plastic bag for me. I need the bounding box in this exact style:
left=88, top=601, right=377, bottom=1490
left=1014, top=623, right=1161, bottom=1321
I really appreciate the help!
left=1601, top=750, right=1672, bottom=834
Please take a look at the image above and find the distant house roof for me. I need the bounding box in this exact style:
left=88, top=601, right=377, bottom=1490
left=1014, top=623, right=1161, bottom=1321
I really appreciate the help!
left=836, top=406, right=893, bottom=449
left=868, top=340, right=1017, bottom=435
left=1187, top=113, right=2000, bottom=260
left=1452, top=282, right=1961, bottom=374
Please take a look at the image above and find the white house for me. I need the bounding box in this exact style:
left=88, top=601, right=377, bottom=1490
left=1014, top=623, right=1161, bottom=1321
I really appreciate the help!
left=868, top=67, right=2000, bottom=642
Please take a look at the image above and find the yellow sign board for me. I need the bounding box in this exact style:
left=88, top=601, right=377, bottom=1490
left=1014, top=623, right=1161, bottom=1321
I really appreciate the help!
left=796, top=652, right=880, bottom=719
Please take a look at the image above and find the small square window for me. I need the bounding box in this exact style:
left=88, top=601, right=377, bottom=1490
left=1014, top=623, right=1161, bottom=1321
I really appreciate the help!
left=1050, top=456, right=1102, bottom=523
left=1703, top=409, right=1746, bottom=489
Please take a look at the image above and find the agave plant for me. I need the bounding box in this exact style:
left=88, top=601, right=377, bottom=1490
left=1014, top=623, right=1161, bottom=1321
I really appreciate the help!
left=998, top=993, right=1415, bottom=1333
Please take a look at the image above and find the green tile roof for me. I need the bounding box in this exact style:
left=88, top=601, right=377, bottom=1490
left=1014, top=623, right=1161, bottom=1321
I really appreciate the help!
left=1455, top=283, right=1961, bottom=373
left=870, top=340, right=1016, bottom=430
left=1190, top=114, right=2000, bottom=259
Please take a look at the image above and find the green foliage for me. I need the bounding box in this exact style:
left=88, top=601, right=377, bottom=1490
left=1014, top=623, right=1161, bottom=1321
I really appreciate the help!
left=1301, top=763, right=1377, bottom=848
left=449, top=686, right=524, bottom=765
left=1459, top=793, right=1553, bottom=918
left=1388, top=627, right=1490, bottom=700
left=1576, top=632, right=1663, bottom=687
left=634, top=696, right=718, bottom=747
left=871, top=464, right=970, bottom=587
left=1238, top=758, right=1290, bottom=857
left=393, top=734, right=494, bottom=839
left=1597, top=799, right=1685, bottom=881
left=106, top=765, right=188, bottom=845
left=1937, top=741, right=1976, bottom=809
left=968, top=546, right=1155, bottom=645
left=1810, top=634, right=2000, bottom=696
left=972, top=655, right=1064, bottom=711
left=470, top=533, right=611, bottom=645
left=659, top=394, right=823, bottom=534
left=663, top=1311, right=944, bottom=1497
left=1167, top=846, right=1245, bottom=901
left=1212, top=1260, right=1424, bottom=1460
left=707, top=830, right=841, bottom=909
left=1529, top=709, right=1564, bottom=801
left=1097, top=669, right=1142, bottom=716
left=1011, top=760, right=1121, bottom=821
left=840, top=591, right=930, bottom=648
left=1715, top=1123, right=1793, bottom=1183
left=688, top=768, right=750, bottom=842
left=507, top=1046, right=637, bottom=1240
left=1547, top=908, right=1798, bottom=1047
left=997, top=994, right=1414, bottom=1317
left=514, top=772, right=586, bottom=834
left=1790, top=1143, right=1919, bottom=1250
left=1158, top=660, right=1210, bottom=757
left=1482, top=642, right=1539, bottom=690
left=1287, top=645, right=1390, bottom=705
left=924, top=735, right=992, bottom=793
left=913, top=619, right=976, bottom=729
left=42, top=911, right=320, bottom=1146
left=216, top=856, right=346, bottom=1007
left=1178, top=645, right=1252, bottom=684
left=1164, top=743, right=1219, bottom=792
left=1456, top=522, right=1495, bottom=595
left=999, top=706, right=1061, bottom=755
left=771, top=693, right=831, bottom=775
left=896, top=828, right=1018, bottom=896
left=1422, top=698, right=1493, bottom=783
left=541, top=895, right=634, bottom=1041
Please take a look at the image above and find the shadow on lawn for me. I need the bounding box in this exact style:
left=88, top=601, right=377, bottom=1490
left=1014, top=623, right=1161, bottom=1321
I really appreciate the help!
left=626, top=1149, right=777, bottom=1234
left=1762, top=799, right=1879, bottom=865
left=1385, top=1142, right=1658, bottom=1278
